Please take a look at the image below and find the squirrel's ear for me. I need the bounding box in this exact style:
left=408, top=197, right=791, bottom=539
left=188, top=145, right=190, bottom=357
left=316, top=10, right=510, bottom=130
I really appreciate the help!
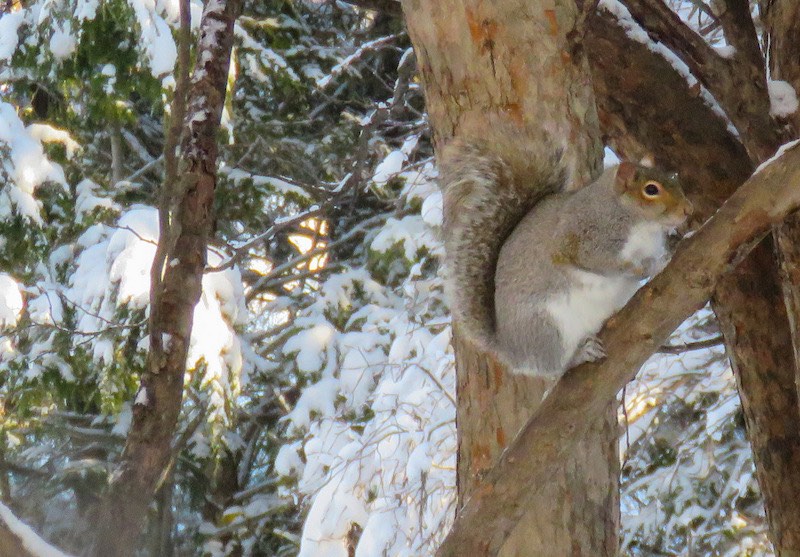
left=614, top=162, right=636, bottom=193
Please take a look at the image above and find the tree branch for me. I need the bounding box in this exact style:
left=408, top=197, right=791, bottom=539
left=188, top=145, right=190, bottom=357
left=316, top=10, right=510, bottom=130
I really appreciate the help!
left=620, top=0, right=725, bottom=83
left=658, top=335, right=723, bottom=354
left=337, top=0, right=402, bottom=17
left=619, top=0, right=779, bottom=160
left=435, top=143, right=800, bottom=556
left=0, top=502, right=73, bottom=557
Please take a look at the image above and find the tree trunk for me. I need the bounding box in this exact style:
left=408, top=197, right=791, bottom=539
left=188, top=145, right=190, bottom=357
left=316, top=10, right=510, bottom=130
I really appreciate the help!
left=90, top=0, right=241, bottom=554
left=402, top=1, right=618, bottom=555
left=763, top=2, right=800, bottom=552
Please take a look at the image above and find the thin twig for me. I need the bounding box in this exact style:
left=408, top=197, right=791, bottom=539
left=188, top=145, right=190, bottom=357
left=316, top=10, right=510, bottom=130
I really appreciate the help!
left=658, top=335, right=724, bottom=354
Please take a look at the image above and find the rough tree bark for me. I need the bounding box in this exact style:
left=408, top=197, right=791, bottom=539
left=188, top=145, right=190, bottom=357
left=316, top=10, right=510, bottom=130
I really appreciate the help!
left=767, top=0, right=800, bottom=394
left=402, top=0, right=619, bottom=555
left=434, top=141, right=800, bottom=556
left=90, top=0, right=241, bottom=554
left=587, top=9, right=800, bottom=554
left=763, top=3, right=800, bottom=551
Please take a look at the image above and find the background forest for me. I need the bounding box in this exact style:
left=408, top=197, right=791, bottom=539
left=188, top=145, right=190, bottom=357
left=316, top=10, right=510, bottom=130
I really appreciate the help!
left=0, top=0, right=786, bottom=555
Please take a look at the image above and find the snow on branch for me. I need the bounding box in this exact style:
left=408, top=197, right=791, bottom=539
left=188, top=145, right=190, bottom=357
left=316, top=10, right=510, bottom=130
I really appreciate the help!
left=617, top=0, right=778, bottom=160
left=0, top=502, right=73, bottom=557
left=316, top=34, right=402, bottom=89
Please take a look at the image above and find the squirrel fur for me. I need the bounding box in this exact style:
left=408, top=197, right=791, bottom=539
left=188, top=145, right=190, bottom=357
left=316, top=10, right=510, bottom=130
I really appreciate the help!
left=440, top=139, right=692, bottom=377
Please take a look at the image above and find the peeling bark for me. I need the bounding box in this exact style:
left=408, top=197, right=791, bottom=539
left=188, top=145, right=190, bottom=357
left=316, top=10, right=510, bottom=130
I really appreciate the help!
left=90, top=1, right=241, bottom=555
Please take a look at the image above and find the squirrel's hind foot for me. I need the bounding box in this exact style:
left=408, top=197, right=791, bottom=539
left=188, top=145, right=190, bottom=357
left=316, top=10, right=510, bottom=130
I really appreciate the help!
left=569, top=335, right=606, bottom=367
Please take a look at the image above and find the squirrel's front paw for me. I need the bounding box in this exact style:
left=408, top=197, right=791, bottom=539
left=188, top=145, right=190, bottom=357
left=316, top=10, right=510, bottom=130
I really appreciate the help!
left=569, top=335, right=607, bottom=367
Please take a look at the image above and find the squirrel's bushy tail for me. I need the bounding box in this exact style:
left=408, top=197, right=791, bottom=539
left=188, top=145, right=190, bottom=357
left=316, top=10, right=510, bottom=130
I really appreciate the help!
left=439, top=140, right=565, bottom=350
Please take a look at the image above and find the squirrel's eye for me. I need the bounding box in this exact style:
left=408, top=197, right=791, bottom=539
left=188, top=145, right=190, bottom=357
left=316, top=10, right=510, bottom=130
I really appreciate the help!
left=643, top=182, right=661, bottom=197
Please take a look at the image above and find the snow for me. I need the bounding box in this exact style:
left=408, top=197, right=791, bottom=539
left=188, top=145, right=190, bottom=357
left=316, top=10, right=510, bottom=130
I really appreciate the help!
left=421, top=191, right=443, bottom=228
left=754, top=139, right=800, bottom=175
left=370, top=215, right=441, bottom=261
left=603, top=147, right=621, bottom=168
left=0, top=502, right=73, bottom=557
left=279, top=163, right=455, bottom=557
left=92, top=338, right=114, bottom=364
left=297, top=479, right=369, bottom=557
left=49, top=25, right=77, bottom=60
left=27, top=287, right=63, bottom=325
left=0, top=273, right=23, bottom=328
left=275, top=440, right=304, bottom=477
left=714, top=45, right=736, bottom=59
left=135, top=387, right=149, bottom=406
left=316, top=34, right=398, bottom=89
left=0, top=102, right=67, bottom=223
left=101, top=64, right=117, bottom=94
left=598, top=0, right=734, bottom=133
left=236, top=25, right=300, bottom=82
left=768, top=79, right=799, bottom=118
left=127, top=0, right=178, bottom=76
left=64, top=205, right=252, bottom=423
left=372, top=150, right=405, bottom=184
left=282, top=322, right=337, bottom=374
left=75, top=179, right=119, bottom=220
left=0, top=12, right=24, bottom=61
left=188, top=250, right=250, bottom=419
left=27, top=124, right=81, bottom=159
left=73, top=0, right=99, bottom=20
left=223, top=168, right=310, bottom=200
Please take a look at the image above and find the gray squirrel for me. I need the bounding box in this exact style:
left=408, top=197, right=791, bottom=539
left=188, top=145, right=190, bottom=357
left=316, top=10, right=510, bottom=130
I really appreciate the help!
left=440, top=139, right=693, bottom=377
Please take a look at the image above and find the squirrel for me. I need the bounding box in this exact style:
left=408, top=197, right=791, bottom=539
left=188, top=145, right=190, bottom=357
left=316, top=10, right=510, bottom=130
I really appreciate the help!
left=440, top=139, right=693, bottom=377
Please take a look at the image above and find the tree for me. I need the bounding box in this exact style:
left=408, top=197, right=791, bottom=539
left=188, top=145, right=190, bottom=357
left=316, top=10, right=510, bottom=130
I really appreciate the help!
left=1, top=1, right=438, bottom=555
left=402, top=1, right=619, bottom=555
left=403, top=0, right=800, bottom=555
left=586, top=2, right=800, bottom=552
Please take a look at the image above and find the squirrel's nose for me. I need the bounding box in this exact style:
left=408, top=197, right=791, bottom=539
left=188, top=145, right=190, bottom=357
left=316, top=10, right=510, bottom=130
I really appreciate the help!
left=684, top=200, right=694, bottom=217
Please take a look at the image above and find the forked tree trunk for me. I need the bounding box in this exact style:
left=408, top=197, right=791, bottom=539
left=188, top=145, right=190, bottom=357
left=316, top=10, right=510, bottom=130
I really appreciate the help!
left=402, top=1, right=618, bottom=554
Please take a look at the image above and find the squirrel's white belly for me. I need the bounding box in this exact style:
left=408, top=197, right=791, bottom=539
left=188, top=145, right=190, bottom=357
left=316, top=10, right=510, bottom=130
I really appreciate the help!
left=621, top=222, right=669, bottom=270
left=544, top=269, right=638, bottom=368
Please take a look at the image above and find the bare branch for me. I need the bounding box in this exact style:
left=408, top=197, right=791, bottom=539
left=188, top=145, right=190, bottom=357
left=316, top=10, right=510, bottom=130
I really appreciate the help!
left=0, top=502, right=74, bottom=557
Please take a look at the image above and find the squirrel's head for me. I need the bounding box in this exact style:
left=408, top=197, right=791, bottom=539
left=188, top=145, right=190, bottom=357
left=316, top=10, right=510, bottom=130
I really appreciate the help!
left=614, top=162, right=693, bottom=227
